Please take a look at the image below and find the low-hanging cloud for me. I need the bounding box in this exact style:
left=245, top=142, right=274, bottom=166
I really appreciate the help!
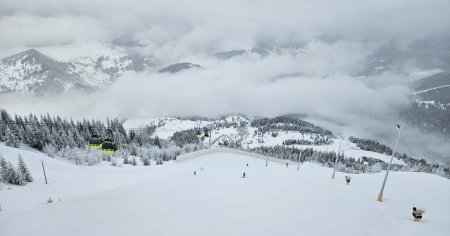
left=1, top=42, right=411, bottom=127
left=1, top=0, right=449, bottom=163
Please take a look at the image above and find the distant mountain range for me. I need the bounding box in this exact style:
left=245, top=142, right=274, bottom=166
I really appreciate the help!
left=0, top=48, right=153, bottom=95
left=158, top=62, right=202, bottom=73
left=403, top=71, right=450, bottom=137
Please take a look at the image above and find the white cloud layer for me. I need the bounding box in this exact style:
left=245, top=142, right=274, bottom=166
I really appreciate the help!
left=0, top=0, right=449, bottom=162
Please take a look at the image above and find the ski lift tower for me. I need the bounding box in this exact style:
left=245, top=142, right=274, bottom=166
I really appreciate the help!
left=207, top=124, right=214, bottom=148
left=331, top=134, right=344, bottom=179
left=377, top=125, right=404, bottom=202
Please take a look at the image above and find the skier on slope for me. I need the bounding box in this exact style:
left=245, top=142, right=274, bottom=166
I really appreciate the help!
left=243, top=172, right=246, bottom=178
left=412, top=207, right=425, bottom=222
left=194, top=171, right=197, bottom=175
left=345, top=176, right=352, bottom=185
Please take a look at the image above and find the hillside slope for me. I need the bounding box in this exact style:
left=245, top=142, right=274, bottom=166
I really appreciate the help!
left=123, top=116, right=406, bottom=165
left=1, top=145, right=449, bottom=236
left=405, top=71, right=450, bottom=137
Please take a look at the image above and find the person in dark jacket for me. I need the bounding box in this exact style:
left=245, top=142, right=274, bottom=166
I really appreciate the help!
left=194, top=171, right=197, bottom=175
left=345, top=176, right=352, bottom=185
left=412, top=207, right=425, bottom=221
left=243, top=172, right=246, bottom=178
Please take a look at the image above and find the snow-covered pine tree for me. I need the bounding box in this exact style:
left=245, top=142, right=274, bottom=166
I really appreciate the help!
left=0, top=123, right=5, bottom=142
left=5, top=126, right=20, bottom=148
left=16, top=169, right=26, bottom=186
left=17, top=155, right=33, bottom=182
left=43, top=144, right=57, bottom=158
left=73, top=128, right=86, bottom=148
left=0, top=109, right=13, bottom=141
left=29, top=125, right=46, bottom=151
left=143, top=157, right=150, bottom=166
left=0, top=156, right=7, bottom=182
left=66, top=129, right=77, bottom=148
left=5, top=161, right=20, bottom=185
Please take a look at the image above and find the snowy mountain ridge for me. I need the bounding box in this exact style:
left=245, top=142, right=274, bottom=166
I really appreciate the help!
left=0, top=47, right=151, bottom=95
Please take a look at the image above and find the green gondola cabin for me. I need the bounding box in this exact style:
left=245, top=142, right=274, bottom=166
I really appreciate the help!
left=102, top=139, right=118, bottom=154
left=88, top=135, right=103, bottom=149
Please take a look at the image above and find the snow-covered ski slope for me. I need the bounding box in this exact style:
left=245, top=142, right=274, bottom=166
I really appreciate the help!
left=1, top=145, right=449, bottom=236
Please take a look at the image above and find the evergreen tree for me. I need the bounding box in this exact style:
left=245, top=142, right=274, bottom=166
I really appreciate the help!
left=0, top=157, right=7, bottom=182
left=17, top=155, right=33, bottom=182
left=143, top=157, right=150, bottom=166
left=5, top=126, right=20, bottom=148
left=66, top=129, right=77, bottom=148
left=5, top=162, right=19, bottom=185
left=154, top=136, right=161, bottom=148
left=0, top=109, right=13, bottom=141
left=16, top=169, right=26, bottom=186
left=29, top=125, right=46, bottom=151
left=43, top=144, right=57, bottom=158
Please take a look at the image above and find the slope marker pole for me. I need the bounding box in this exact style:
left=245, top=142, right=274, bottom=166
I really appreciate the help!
left=41, top=160, right=48, bottom=184
left=209, top=131, right=211, bottom=148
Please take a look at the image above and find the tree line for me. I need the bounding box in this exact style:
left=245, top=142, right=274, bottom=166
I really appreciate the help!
left=0, top=109, right=203, bottom=166
left=250, top=116, right=335, bottom=137
left=282, top=135, right=333, bottom=146
left=349, top=136, right=393, bottom=155
left=247, top=145, right=450, bottom=179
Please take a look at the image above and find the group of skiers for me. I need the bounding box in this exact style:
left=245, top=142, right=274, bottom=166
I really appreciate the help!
left=243, top=163, right=248, bottom=178
left=192, top=163, right=425, bottom=222
left=194, top=163, right=353, bottom=183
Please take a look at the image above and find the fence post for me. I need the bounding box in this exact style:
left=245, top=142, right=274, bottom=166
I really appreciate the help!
left=41, top=161, right=48, bottom=184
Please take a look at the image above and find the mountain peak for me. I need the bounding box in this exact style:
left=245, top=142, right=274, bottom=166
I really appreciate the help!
left=23, top=48, right=40, bottom=54
left=1, top=48, right=57, bottom=66
left=213, top=50, right=246, bottom=60
left=158, top=62, right=202, bottom=73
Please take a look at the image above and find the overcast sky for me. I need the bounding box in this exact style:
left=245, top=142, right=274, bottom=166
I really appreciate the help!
left=1, top=0, right=450, bottom=57
left=1, top=0, right=449, bottom=160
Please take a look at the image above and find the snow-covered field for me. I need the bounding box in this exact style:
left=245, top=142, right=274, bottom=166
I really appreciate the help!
left=1, top=144, right=449, bottom=236
left=123, top=117, right=213, bottom=139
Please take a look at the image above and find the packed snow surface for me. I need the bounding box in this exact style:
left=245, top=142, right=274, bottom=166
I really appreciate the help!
left=1, top=144, right=449, bottom=236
